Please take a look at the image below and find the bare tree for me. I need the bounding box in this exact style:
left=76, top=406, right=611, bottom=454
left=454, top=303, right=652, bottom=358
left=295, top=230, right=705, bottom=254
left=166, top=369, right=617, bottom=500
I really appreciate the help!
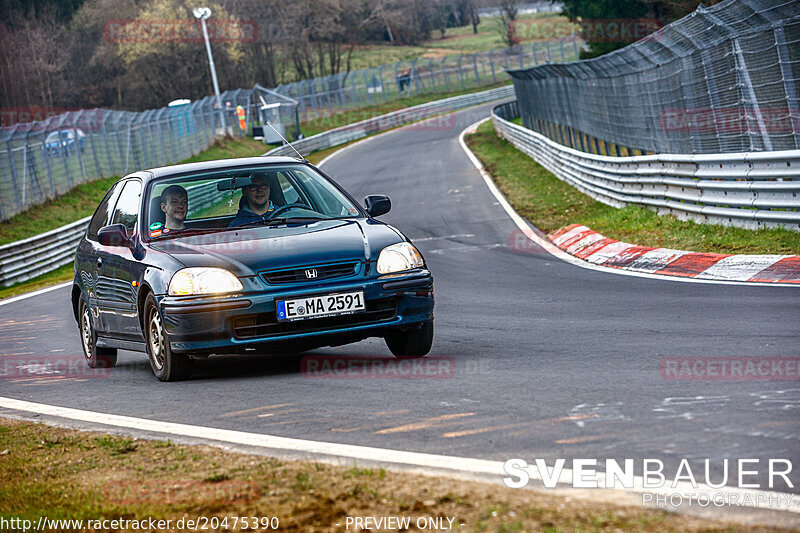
left=496, top=0, right=520, bottom=47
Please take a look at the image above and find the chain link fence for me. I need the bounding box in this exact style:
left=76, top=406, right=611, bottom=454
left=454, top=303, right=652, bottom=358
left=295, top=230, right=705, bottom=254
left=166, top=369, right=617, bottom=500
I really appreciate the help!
left=508, top=0, right=800, bottom=155
left=0, top=88, right=299, bottom=224
left=0, top=39, right=579, bottom=224
left=274, top=40, right=579, bottom=114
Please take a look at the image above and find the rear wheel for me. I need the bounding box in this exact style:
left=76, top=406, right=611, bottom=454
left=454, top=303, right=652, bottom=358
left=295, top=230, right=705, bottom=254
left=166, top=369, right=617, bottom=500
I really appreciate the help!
left=144, top=294, right=191, bottom=381
left=78, top=299, right=117, bottom=369
left=385, top=321, right=433, bottom=358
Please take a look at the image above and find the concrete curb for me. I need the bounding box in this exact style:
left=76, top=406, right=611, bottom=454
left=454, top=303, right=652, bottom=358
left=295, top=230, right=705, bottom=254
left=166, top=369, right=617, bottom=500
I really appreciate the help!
left=549, top=224, right=800, bottom=284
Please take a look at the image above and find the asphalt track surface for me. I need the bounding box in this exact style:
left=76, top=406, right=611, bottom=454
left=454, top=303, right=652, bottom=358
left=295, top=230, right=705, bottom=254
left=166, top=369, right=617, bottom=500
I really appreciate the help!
left=1, top=103, right=799, bottom=494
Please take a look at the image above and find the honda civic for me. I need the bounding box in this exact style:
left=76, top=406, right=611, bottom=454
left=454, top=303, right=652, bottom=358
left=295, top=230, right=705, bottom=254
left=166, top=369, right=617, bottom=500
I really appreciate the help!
left=71, top=156, right=434, bottom=381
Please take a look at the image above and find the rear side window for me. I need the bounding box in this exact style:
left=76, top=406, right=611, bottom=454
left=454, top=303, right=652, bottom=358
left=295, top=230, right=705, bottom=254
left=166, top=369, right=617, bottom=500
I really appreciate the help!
left=87, top=182, right=121, bottom=240
left=111, top=180, right=142, bottom=234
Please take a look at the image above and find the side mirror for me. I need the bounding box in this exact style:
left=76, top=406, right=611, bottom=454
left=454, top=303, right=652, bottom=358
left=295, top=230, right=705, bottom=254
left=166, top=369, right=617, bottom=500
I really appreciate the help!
left=97, top=224, right=131, bottom=247
left=364, top=195, right=391, bottom=217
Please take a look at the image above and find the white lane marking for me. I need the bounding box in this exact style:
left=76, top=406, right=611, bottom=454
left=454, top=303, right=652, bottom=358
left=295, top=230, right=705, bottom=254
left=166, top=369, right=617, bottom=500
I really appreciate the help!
left=427, top=243, right=504, bottom=254
left=701, top=255, right=792, bottom=281
left=457, top=118, right=796, bottom=288
left=0, top=396, right=797, bottom=515
left=0, top=282, right=71, bottom=307
left=411, top=234, right=476, bottom=242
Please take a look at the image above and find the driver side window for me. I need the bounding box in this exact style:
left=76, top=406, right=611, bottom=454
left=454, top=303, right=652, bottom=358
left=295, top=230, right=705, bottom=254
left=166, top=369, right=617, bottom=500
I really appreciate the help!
left=87, top=182, right=122, bottom=241
left=111, top=180, right=142, bottom=236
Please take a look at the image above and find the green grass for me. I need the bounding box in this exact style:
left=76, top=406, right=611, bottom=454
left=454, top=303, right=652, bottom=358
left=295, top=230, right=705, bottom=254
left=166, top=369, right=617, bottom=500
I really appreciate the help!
left=346, top=12, right=575, bottom=69
left=465, top=121, right=800, bottom=254
left=3, top=418, right=759, bottom=533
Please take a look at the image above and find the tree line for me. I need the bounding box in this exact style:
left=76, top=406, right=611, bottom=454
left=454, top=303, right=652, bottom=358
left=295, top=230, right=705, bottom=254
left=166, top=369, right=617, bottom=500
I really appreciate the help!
left=0, top=0, right=482, bottom=118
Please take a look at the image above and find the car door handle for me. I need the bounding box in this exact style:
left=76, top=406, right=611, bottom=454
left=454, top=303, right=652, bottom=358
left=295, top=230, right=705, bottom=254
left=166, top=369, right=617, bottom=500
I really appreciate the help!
left=96, top=258, right=103, bottom=268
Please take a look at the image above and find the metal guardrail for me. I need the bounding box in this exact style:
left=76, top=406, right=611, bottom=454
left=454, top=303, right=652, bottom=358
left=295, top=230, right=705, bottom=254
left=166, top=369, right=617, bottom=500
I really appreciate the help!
left=267, top=85, right=515, bottom=158
left=0, top=86, right=516, bottom=287
left=492, top=101, right=800, bottom=231
left=0, top=216, right=91, bottom=286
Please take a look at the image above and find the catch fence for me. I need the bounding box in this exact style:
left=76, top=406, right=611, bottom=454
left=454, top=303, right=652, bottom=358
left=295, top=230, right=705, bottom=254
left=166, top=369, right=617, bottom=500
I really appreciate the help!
left=508, top=0, right=800, bottom=155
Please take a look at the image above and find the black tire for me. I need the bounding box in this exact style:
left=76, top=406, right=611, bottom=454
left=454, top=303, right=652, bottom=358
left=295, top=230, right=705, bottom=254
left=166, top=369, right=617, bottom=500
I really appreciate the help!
left=78, top=298, right=117, bottom=369
left=144, top=294, right=191, bottom=382
left=385, top=321, right=434, bottom=358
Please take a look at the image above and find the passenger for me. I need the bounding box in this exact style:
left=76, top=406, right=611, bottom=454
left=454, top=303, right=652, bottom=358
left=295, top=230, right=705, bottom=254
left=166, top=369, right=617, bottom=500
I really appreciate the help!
left=228, top=173, right=276, bottom=227
left=160, top=184, right=188, bottom=230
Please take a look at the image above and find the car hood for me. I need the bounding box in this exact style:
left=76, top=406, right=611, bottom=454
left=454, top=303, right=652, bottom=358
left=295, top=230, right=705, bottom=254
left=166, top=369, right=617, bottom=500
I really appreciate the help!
left=148, top=219, right=405, bottom=277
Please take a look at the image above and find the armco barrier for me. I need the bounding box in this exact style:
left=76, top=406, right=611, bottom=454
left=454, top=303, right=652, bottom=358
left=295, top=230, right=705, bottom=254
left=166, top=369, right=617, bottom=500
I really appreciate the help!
left=0, top=86, right=515, bottom=287
left=266, top=85, right=515, bottom=157
left=492, top=101, right=800, bottom=231
left=0, top=216, right=91, bottom=286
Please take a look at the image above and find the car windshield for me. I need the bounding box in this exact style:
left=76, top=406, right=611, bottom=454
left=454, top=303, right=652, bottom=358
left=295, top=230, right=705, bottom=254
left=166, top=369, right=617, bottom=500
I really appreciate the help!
left=144, top=164, right=362, bottom=239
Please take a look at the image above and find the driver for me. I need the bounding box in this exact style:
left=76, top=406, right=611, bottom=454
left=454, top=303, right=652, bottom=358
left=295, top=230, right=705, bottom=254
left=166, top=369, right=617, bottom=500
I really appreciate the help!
left=228, top=172, right=276, bottom=228
left=161, top=185, right=188, bottom=231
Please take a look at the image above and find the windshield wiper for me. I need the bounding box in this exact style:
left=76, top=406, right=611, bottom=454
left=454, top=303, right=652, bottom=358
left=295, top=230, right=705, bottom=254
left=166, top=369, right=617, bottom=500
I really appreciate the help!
left=149, top=227, right=225, bottom=240
left=233, top=217, right=325, bottom=230
left=265, top=216, right=325, bottom=226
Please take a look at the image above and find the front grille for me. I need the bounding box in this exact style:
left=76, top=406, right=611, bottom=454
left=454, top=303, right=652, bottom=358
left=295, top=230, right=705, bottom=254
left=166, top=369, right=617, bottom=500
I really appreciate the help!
left=233, top=298, right=397, bottom=339
left=261, top=262, right=359, bottom=284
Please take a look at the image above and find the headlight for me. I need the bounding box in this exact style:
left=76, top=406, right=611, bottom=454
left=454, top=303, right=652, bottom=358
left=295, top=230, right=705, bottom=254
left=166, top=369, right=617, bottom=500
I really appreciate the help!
left=168, top=268, right=243, bottom=296
left=377, top=242, right=424, bottom=274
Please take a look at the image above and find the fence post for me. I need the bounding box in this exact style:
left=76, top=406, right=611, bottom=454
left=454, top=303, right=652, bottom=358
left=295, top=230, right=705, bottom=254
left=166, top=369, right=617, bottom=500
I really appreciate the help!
left=56, top=116, right=73, bottom=188
left=772, top=21, right=800, bottom=149
left=5, top=138, right=21, bottom=210
left=38, top=126, right=55, bottom=196
left=85, top=110, right=103, bottom=176
left=489, top=51, right=496, bottom=83
left=732, top=38, right=772, bottom=151
left=71, top=112, right=88, bottom=183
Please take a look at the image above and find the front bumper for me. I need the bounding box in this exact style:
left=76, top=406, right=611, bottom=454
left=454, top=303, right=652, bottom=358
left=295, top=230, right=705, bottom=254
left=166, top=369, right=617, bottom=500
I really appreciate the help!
left=158, top=270, right=434, bottom=354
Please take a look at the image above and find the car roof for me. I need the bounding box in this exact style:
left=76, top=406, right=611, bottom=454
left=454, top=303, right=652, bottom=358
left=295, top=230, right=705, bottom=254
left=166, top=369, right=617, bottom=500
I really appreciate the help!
left=142, top=155, right=305, bottom=180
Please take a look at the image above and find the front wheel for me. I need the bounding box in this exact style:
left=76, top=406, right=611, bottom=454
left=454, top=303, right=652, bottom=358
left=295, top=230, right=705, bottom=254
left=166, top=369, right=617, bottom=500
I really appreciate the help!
left=385, top=321, right=433, bottom=358
left=144, top=294, right=191, bottom=381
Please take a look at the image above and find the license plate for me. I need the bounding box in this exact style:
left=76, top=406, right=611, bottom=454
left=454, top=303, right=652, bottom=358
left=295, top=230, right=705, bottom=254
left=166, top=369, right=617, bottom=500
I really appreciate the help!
left=276, top=291, right=365, bottom=321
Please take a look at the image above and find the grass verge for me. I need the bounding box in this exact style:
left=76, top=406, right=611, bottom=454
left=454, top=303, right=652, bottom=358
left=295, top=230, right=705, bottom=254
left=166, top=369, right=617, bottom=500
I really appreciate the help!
left=465, top=121, right=800, bottom=255
left=0, top=418, right=778, bottom=532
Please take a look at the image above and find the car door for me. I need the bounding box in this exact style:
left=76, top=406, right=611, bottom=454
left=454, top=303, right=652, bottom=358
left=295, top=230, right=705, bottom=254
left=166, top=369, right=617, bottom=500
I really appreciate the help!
left=77, top=181, right=123, bottom=334
left=101, top=178, right=143, bottom=339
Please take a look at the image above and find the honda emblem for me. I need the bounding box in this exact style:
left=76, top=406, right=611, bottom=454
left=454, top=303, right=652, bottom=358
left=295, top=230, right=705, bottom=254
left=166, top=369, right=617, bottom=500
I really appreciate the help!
left=305, top=269, right=318, bottom=279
